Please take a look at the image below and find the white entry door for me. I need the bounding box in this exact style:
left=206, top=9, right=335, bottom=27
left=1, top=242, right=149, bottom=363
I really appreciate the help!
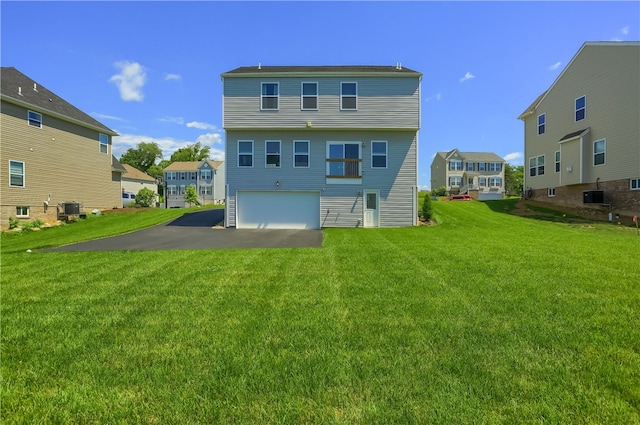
left=363, top=190, right=379, bottom=228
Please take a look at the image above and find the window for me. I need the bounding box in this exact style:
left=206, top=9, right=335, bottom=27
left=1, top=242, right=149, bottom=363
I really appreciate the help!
left=99, top=133, right=108, bottom=154
left=190, top=172, right=197, bottom=180
left=594, top=139, right=605, bottom=166
left=16, top=206, right=29, bottom=217
left=301, top=82, right=318, bottom=110
left=529, top=155, right=544, bottom=177
left=167, top=185, right=177, bottom=195
left=555, top=151, right=561, bottom=173
left=478, top=177, right=487, bottom=187
left=294, top=140, right=310, bottom=168
left=449, top=176, right=462, bottom=187
left=179, top=185, right=186, bottom=195
left=478, top=162, right=486, bottom=171
left=489, top=177, right=502, bottom=188
left=166, top=171, right=176, bottom=180
left=200, top=170, right=212, bottom=180
left=631, top=178, right=640, bottom=190
left=449, top=160, right=462, bottom=171
left=180, top=172, right=186, bottom=180
left=575, top=96, right=586, bottom=121
left=466, top=162, right=475, bottom=171
left=265, top=140, right=281, bottom=167
left=238, top=140, right=253, bottom=167
left=340, top=82, right=357, bottom=110
left=9, top=160, right=25, bottom=187
left=548, top=188, right=556, bottom=197
left=261, top=83, right=279, bottom=110
left=327, top=142, right=361, bottom=178
left=200, top=185, right=212, bottom=195
left=537, top=113, right=546, bottom=135
left=489, top=162, right=502, bottom=172
left=371, top=141, right=387, bottom=168
left=28, top=110, right=42, bottom=128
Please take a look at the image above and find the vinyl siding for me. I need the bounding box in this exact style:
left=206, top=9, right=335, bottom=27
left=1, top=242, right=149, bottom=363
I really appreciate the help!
left=223, top=76, right=420, bottom=130
left=1, top=101, right=121, bottom=226
left=523, top=43, right=640, bottom=190
left=226, top=130, right=417, bottom=227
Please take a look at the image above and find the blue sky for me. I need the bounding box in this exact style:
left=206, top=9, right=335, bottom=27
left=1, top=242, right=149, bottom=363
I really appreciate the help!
left=2, top=1, right=638, bottom=189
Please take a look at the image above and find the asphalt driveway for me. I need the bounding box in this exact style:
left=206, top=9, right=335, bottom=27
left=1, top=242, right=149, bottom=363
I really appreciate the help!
left=41, top=209, right=323, bottom=252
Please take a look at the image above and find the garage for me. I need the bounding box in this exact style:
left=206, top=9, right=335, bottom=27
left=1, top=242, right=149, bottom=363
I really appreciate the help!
left=236, top=191, right=321, bottom=229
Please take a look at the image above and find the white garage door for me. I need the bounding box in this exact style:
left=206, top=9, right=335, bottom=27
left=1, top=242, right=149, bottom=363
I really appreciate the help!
left=236, top=191, right=320, bottom=229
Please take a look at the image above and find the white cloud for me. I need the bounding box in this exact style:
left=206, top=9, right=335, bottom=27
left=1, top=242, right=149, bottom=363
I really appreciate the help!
left=503, top=152, right=524, bottom=165
left=109, top=61, right=146, bottom=102
left=424, top=93, right=442, bottom=102
left=112, top=130, right=225, bottom=162
left=159, top=116, right=185, bottom=125
left=549, top=62, right=562, bottom=71
left=459, top=72, right=475, bottom=83
left=621, top=25, right=630, bottom=35
left=187, top=121, right=218, bottom=131
left=165, top=73, right=181, bottom=81
left=91, top=112, right=125, bottom=121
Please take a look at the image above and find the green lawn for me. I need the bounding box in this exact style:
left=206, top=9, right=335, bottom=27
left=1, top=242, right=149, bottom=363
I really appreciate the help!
left=2, top=200, right=639, bottom=424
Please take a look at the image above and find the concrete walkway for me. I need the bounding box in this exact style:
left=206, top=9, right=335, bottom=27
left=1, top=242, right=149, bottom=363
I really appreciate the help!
left=41, top=209, right=323, bottom=252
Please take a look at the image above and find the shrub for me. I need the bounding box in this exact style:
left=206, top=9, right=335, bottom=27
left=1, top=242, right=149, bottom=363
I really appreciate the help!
left=136, top=188, right=157, bottom=207
left=421, top=193, right=432, bottom=221
left=8, top=217, right=20, bottom=229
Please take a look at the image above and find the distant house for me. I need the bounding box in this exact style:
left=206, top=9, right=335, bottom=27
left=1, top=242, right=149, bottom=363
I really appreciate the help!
left=0, top=67, right=121, bottom=228
left=431, top=149, right=506, bottom=200
left=163, top=160, right=225, bottom=208
left=518, top=42, right=640, bottom=217
left=121, top=164, right=158, bottom=206
left=221, top=65, right=422, bottom=229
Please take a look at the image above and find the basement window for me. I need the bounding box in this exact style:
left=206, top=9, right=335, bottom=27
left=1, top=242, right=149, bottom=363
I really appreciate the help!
left=16, top=206, right=29, bottom=217
left=630, top=178, right=640, bottom=190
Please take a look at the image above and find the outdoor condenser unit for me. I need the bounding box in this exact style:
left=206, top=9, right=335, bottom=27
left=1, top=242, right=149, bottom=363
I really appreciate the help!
left=63, top=202, right=81, bottom=215
left=583, top=190, right=604, bottom=204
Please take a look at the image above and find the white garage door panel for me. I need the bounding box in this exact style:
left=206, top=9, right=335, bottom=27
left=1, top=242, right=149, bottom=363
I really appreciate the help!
left=237, top=191, right=320, bottom=229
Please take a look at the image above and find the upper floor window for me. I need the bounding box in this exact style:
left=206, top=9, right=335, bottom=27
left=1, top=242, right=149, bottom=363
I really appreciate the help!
left=340, top=82, right=357, bottom=110
left=489, top=162, right=502, bottom=172
left=327, top=142, right=361, bottom=178
left=630, top=178, right=640, bottom=190
left=478, top=162, right=486, bottom=171
left=265, top=140, right=281, bottom=167
left=238, top=140, right=253, bottom=167
left=294, top=140, right=310, bottom=168
left=200, top=169, right=212, bottom=180
left=28, top=110, right=42, bottom=128
left=529, top=155, right=544, bottom=176
left=165, top=171, right=177, bottom=180
left=261, top=83, right=279, bottom=110
left=594, top=139, right=606, bottom=166
left=180, top=172, right=186, bottom=180
left=99, top=133, right=109, bottom=154
left=301, top=82, right=318, bottom=110
left=466, top=162, right=475, bottom=171
left=575, top=96, right=586, bottom=121
left=555, top=151, right=561, bottom=173
left=449, top=160, right=462, bottom=171
left=371, top=141, right=387, bottom=168
left=537, top=113, right=546, bottom=135
left=9, top=160, right=25, bottom=187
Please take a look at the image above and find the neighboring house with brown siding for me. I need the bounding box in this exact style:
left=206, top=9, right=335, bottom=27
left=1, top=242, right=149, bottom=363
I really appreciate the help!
left=121, top=164, right=158, bottom=205
left=0, top=67, right=121, bottom=228
left=518, top=42, right=640, bottom=217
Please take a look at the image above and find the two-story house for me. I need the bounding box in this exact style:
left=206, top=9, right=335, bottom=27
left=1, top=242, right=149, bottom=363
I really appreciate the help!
left=163, top=160, right=225, bottom=208
left=221, top=65, right=421, bottom=229
left=0, top=67, right=121, bottom=228
left=431, top=149, right=505, bottom=200
left=518, top=42, right=640, bottom=217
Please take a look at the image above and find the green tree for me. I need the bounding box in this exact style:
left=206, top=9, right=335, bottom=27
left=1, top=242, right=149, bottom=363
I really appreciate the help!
left=504, top=164, right=524, bottom=197
left=120, top=142, right=163, bottom=173
left=421, top=193, right=432, bottom=221
left=170, top=142, right=210, bottom=162
left=136, top=187, right=157, bottom=207
left=184, top=185, right=200, bottom=207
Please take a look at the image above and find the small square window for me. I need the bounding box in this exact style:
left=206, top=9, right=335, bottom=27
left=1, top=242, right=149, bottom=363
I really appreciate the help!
left=16, top=206, right=29, bottom=217
left=548, top=188, right=556, bottom=197
left=28, top=110, right=42, bottom=128
left=630, top=178, right=640, bottom=190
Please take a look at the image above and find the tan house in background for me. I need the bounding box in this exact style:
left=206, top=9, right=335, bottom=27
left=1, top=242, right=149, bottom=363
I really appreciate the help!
left=121, top=164, right=158, bottom=206
left=0, top=67, right=121, bottom=228
left=518, top=42, right=640, bottom=217
left=163, top=160, right=225, bottom=208
left=431, top=149, right=506, bottom=200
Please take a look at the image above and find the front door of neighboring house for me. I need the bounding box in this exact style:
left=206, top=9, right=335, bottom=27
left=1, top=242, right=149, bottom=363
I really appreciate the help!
left=363, top=190, right=379, bottom=228
left=468, top=177, right=474, bottom=186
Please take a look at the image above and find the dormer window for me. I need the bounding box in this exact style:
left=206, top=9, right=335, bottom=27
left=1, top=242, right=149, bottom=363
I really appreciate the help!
left=261, top=83, right=279, bottom=110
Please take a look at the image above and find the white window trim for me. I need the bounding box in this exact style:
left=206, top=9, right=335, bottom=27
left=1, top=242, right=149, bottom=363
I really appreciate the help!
left=593, top=139, right=606, bottom=166
left=488, top=177, right=503, bottom=188
left=200, top=170, right=212, bottom=180
left=529, top=155, right=545, bottom=177
left=238, top=140, right=254, bottom=168
left=167, top=185, right=177, bottom=196
left=537, top=113, right=546, bottom=135
left=16, top=206, right=30, bottom=218
left=575, top=95, right=586, bottom=122
left=630, top=178, right=640, bottom=190
left=261, top=82, right=279, bottom=111
left=478, top=177, right=487, bottom=187
left=555, top=150, right=561, bottom=173
left=548, top=188, right=556, bottom=197
left=449, top=160, right=463, bottom=171
left=293, top=140, right=310, bottom=168
left=301, top=82, right=318, bottom=111
left=326, top=141, right=362, bottom=184
left=265, top=140, right=281, bottom=168
left=371, top=140, right=388, bottom=169
left=99, top=133, right=109, bottom=154
left=340, top=82, right=358, bottom=111
left=28, top=110, right=42, bottom=129
left=9, top=160, right=25, bottom=188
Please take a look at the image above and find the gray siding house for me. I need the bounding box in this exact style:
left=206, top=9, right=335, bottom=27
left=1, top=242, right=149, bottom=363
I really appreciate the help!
left=163, top=160, right=225, bottom=208
left=518, top=42, right=640, bottom=217
left=221, top=65, right=422, bottom=229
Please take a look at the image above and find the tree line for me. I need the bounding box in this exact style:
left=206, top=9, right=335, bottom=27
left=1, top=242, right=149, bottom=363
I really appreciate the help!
left=119, top=141, right=211, bottom=181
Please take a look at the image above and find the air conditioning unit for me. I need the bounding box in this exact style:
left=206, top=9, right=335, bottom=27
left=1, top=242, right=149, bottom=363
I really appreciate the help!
left=63, top=202, right=81, bottom=215
left=583, top=190, right=604, bottom=204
